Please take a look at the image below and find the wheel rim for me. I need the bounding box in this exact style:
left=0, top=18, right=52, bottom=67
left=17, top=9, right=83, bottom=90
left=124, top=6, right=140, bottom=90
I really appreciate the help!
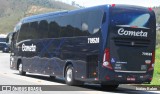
left=66, top=68, right=72, bottom=82
left=19, top=64, right=22, bottom=72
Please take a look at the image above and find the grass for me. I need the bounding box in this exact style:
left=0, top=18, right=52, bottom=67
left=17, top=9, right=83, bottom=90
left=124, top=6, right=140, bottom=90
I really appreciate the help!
left=150, top=48, right=160, bottom=85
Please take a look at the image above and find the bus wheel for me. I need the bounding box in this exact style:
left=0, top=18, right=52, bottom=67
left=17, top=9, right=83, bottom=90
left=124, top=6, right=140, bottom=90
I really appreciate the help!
left=18, top=63, right=26, bottom=75
left=101, top=84, right=119, bottom=91
left=65, top=65, right=76, bottom=85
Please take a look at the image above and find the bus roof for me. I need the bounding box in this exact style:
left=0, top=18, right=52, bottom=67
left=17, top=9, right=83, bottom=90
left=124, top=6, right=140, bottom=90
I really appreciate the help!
left=21, top=5, right=107, bottom=22
left=21, top=4, right=150, bottom=23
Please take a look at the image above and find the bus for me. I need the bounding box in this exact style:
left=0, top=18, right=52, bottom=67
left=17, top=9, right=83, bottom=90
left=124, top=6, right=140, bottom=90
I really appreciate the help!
left=10, top=4, right=156, bottom=90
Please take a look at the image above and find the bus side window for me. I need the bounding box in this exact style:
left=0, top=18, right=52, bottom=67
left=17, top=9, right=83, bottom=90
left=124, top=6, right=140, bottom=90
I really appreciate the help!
left=38, top=20, right=49, bottom=39
left=29, top=22, right=38, bottom=39
left=12, top=32, right=18, bottom=49
left=49, top=21, right=60, bottom=38
left=73, top=14, right=84, bottom=36
left=59, top=16, right=74, bottom=37
left=81, top=12, right=90, bottom=36
left=102, top=12, right=106, bottom=24
left=65, top=15, right=74, bottom=37
left=87, top=10, right=103, bottom=34
left=18, top=23, right=29, bottom=42
left=74, top=10, right=103, bottom=36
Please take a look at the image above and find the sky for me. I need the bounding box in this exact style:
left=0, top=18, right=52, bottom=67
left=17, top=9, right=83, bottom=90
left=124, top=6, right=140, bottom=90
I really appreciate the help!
left=59, top=0, right=160, bottom=7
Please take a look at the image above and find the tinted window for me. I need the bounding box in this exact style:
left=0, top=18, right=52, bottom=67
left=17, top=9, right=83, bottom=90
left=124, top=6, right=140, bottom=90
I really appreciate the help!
left=29, top=22, right=38, bottom=39
left=82, top=10, right=103, bottom=35
left=73, top=10, right=103, bottom=36
left=102, top=12, right=106, bottom=23
left=59, top=16, right=74, bottom=37
left=0, top=38, right=6, bottom=42
left=73, top=13, right=91, bottom=36
left=12, top=32, right=18, bottom=48
left=49, top=21, right=60, bottom=38
left=38, top=20, right=48, bottom=39
left=111, top=8, right=151, bottom=28
left=18, top=23, right=29, bottom=42
left=81, top=12, right=90, bottom=36
left=88, top=10, right=103, bottom=34
left=73, top=14, right=82, bottom=36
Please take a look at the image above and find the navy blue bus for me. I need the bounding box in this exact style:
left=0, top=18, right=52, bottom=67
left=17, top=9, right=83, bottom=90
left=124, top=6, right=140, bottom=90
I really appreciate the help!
left=10, top=4, right=156, bottom=90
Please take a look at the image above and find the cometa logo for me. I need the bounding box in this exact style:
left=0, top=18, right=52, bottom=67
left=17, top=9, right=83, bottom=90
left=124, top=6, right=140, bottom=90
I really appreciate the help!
left=22, top=43, right=36, bottom=52
left=118, top=28, right=148, bottom=37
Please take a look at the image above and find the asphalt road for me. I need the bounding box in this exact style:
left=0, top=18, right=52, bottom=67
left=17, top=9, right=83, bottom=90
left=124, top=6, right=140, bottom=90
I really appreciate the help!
left=0, top=52, right=159, bottom=94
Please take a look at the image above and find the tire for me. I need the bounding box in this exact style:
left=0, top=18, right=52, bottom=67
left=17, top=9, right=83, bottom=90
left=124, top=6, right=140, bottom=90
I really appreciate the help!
left=65, top=65, right=76, bottom=85
left=3, top=47, right=8, bottom=53
left=2, top=49, right=5, bottom=53
left=18, top=63, right=26, bottom=75
left=101, top=84, right=119, bottom=91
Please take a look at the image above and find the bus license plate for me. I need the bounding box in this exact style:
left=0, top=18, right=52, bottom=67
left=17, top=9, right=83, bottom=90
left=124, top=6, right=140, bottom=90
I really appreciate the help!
left=127, top=78, right=135, bottom=81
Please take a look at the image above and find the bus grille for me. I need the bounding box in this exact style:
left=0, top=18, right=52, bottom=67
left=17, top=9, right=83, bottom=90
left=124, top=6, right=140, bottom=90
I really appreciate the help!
left=114, top=38, right=150, bottom=47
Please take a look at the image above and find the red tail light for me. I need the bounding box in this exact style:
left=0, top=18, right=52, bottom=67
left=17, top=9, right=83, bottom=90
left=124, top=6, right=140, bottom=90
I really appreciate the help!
left=102, top=48, right=113, bottom=70
left=148, top=51, right=155, bottom=71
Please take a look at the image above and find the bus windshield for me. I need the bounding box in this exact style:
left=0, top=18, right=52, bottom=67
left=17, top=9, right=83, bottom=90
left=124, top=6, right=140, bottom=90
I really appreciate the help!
left=0, top=38, right=6, bottom=42
left=111, top=8, right=152, bottom=29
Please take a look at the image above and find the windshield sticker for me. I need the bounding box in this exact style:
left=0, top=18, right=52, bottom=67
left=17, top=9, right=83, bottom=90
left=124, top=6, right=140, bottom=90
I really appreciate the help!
left=111, top=58, right=116, bottom=63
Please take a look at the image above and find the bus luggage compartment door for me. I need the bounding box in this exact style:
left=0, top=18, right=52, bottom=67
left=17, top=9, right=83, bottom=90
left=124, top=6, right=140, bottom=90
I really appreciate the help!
left=86, top=55, right=98, bottom=78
